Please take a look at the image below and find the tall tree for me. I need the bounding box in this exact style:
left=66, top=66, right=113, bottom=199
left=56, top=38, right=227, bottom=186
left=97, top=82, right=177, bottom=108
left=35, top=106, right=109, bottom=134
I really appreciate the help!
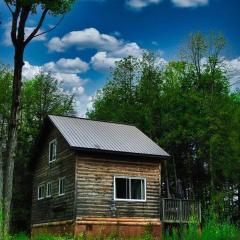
left=1, top=1, right=75, bottom=235
left=0, top=68, right=74, bottom=232
left=13, top=72, right=74, bottom=232
left=88, top=33, right=240, bottom=222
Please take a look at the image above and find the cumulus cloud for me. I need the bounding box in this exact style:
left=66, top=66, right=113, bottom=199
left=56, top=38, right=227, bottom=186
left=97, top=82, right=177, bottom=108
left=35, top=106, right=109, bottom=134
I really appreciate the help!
left=126, top=0, right=162, bottom=10
left=91, top=43, right=143, bottom=71
left=171, top=0, right=208, bottom=8
left=47, top=28, right=121, bottom=52
left=22, top=59, right=92, bottom=116
left=223, top=58, right=240, bottom=90
left=23, top=57, right=89, bottom=86
left=91, top=52, right=121, bottom=71
left=22, top=61, right=42, bottom=80
left=74, top=94, right=94, bottom=117
left=43, top=57, right=89, bottom=74
left=47, top=28, right=144, bottom=71
left=2, top=22, right=47, bottom=46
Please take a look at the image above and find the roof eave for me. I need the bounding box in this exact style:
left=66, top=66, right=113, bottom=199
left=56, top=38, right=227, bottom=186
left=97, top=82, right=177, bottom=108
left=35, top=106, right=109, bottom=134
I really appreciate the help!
left=70, top=146, right=170, bottom=160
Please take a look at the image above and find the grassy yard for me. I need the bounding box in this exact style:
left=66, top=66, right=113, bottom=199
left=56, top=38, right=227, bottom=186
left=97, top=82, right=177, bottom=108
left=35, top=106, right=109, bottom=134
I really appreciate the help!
left=9, top=220, right=240, bottom=240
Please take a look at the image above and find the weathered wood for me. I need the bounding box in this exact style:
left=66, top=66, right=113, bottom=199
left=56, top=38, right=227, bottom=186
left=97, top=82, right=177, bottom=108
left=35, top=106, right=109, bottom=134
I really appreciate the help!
left=31, top=125, right=164, bottom=235
left=75, top=154, right=161, bottom=219
left=31, top=127, right=76, bottom=224
left=161, top=198, right=201, bottom=223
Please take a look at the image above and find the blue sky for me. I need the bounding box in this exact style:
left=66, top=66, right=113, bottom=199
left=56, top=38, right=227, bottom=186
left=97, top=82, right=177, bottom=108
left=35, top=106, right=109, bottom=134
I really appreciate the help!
left=0, top=0, right=240, bottom=115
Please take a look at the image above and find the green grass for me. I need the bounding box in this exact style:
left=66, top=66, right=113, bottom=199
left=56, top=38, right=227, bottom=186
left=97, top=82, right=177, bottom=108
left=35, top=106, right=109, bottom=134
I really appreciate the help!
left=8, top=222, right=239, bottom=240
left=164, top=221, right=239, bottom=240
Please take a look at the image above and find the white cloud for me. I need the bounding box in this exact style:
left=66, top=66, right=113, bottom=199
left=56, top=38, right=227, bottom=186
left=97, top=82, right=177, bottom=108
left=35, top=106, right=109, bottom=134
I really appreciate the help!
left=223, top=58, right=240, bottom=90
left=48, top=28, right=144, bottom=71
left=109, top=42, right=143, bottom=58
left=43, top=57, right=89, bottom=74
left=126, top=0, right=162, bottom=10
left=91, top=52, right=121, bottom=71
left=91, top=43, right=143, bottom=71
left=22, top=61, right=41, bottom=80
left=74, top=94, right=94, bottom=117
left=22, top=57, right=89, bottom=86
left=171, top=0, right=208, bottom=8
left=47, top=28, right=121, bottom=52
left=2, top=22, right=47, bottom=46
left=22, top=59, right=91, bottom=116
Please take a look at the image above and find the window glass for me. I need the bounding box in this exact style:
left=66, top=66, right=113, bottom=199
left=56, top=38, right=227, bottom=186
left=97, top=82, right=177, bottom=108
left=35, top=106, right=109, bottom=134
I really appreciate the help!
left=49, top=139, right=57, bottom=163
left=115, top=177, right=146, bottom=201
left=59, top=178, right=65, bottom=196
left=46, top=182, right=52, bottom=197
left=38, top=184, right=45, bottom=200
left=131, top=179, right=144, bottom=200
left=115, top=178, right=129, bottom=199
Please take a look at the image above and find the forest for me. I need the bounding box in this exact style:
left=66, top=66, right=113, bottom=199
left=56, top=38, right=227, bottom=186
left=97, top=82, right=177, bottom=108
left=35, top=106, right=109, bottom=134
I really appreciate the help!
left=0, top=0, right=239, bottom=239
left=87, top=33, right=240, bottom=224
left=0, top=33, right=239, bottom=239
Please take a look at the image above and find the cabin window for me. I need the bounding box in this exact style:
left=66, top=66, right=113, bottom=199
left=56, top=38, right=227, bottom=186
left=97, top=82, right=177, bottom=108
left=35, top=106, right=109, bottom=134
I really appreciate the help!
left=114, top=176, right=146, bottom=201
left=49, top=139, right=57, bottom=163
left=58, top=177, right=65, bottom=196
left=38, top=184, right=45, bottom=200
left=46, top=182, right=52, bottom=197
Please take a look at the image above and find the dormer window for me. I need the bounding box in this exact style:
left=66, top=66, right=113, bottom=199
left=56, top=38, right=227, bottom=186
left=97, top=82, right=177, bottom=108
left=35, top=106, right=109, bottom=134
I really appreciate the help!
left=49, top=139, right=57, bottom=163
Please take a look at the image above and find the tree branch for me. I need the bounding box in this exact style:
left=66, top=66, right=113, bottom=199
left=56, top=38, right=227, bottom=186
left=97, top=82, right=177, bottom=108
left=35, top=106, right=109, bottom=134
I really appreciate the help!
left=24, top=8, right=48, bottom=46
left=33, top=15, right=65, bottom=38
left=4, top=0, right=13, bottom=15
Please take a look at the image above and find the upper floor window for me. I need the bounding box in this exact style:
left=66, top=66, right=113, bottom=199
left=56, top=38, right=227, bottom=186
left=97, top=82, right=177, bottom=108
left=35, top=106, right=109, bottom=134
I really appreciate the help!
left=46, top=182, right=52, bottom=198
left=114, top=176, right=146, bottom=202
left=49, top=139, right=57, bottom=163
left=58, top=177, right=65, bottom=196
left=38, top=184, right=45, bottom=200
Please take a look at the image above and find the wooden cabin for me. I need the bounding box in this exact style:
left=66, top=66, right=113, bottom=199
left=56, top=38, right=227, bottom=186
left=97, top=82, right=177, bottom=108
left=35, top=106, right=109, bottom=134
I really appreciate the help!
left=31, top=115, right=170, bottom=238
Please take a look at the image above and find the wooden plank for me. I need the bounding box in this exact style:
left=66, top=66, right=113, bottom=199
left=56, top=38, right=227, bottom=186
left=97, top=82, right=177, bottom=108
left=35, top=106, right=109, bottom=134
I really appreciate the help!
left=76, top=155, right=161, bottom=219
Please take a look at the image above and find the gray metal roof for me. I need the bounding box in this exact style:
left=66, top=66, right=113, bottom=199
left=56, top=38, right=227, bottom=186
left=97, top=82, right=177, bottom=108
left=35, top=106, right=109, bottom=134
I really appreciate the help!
left=48, top=115, right=169, bottom=158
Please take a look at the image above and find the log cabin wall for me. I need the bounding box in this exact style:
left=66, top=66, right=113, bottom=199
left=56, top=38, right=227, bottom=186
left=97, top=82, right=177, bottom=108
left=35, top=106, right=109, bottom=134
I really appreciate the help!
left=75, top=153, right=161, bottom=219
left=31, top=128, right=76, bottom=224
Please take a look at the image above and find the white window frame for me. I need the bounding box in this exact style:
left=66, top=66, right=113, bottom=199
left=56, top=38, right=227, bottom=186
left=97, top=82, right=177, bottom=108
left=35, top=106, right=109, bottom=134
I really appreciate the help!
left=46, top=182, right=52, bottom=198
left=58, top=177, right=65, bottom=196
left=113, top=176, right=147, bottom=202
left=38, top=183, right=45, bottom=200
left=49, top=139, right=57, bottom=163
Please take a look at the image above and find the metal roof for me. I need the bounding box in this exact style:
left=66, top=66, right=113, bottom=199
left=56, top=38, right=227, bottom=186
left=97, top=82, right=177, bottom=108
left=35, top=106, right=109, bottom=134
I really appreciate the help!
left=48, top=115, right=169, bottom=158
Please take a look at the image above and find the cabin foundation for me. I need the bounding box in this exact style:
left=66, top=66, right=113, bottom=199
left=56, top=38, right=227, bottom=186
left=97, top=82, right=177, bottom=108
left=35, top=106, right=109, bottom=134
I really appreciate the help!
left=31, top=218, right=162, bottom=239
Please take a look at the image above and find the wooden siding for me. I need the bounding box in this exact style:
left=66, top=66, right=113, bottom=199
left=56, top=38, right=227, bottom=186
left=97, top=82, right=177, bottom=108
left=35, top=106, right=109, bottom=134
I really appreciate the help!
left=75, top=154, right=161, bottom=219
left=31, top=128, right=76, bottom=224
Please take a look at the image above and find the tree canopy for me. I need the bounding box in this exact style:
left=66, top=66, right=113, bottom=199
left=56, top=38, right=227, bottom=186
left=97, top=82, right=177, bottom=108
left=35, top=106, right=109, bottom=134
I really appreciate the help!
left=0, top=67, right=75, bottom=232
left=88, top=33, right=240, bottom=223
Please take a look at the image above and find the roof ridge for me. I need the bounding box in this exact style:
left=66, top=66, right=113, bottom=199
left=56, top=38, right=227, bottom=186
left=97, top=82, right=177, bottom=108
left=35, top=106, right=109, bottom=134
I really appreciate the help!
left=48, top=114, right=136, bottom=127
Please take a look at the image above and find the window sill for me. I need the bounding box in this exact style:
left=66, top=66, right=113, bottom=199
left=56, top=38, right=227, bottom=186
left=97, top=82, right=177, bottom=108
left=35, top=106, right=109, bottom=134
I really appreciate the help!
left=114, top=198, right=146, bottom=202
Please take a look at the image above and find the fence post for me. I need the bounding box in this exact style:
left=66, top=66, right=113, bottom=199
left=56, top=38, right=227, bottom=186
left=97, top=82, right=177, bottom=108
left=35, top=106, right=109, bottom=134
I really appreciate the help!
left=179, top=199, right=182, bottom=223
left=198, top=201, right=202, bottom=223
left=162, top=199, right=165, bottom=222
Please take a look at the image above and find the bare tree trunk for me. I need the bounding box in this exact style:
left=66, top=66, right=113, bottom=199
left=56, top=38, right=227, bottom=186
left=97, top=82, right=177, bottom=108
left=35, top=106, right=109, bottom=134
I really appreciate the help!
left=172, top=155, right=178, bottom=192
left=164, top=160, right=171, bottom=198
left=0, top=139, right=3, bottom=239
left=209, top=142, right=214, bottom=194
left=3, top=45, right=24, bottom=236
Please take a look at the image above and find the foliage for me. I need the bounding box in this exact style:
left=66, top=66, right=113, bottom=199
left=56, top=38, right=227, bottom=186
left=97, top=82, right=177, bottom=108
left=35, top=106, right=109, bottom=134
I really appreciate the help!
left=88, top=33, right=240, bottom=222
left=0, top=67, right=75, bottom=233
left=5, top=0, right=75, bottom=15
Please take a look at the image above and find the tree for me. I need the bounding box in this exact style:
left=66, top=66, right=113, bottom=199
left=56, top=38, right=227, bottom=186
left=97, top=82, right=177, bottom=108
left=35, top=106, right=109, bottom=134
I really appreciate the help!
left=88, top=33, right=240, bottom=222
left=13, top=72, right=74, bottom=232
left=0, top=67, right=74, bottom=232
left=1, top=0, right=75, bottom=235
